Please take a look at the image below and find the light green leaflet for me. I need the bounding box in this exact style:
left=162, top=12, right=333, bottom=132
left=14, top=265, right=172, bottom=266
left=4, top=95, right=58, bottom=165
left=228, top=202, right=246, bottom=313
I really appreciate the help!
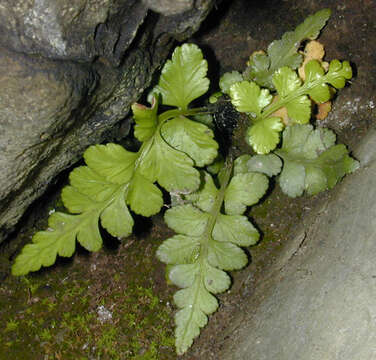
left=161, top=116, right=218, bottom=168
left=132, top=96, right=158, bottom=142
left=154, top=43, right=210, bottom=110
left=229, top=59, right=352, bottom=154
left=12, top=44, right=217, bottom=276
left=12, top=145, right=137, bottom=276
left=234, top=154, right=282, bottom=177
left=219, top=71, right=243, bottom=94
left=229, top=80, right=272, bottom=116
left=246, top=8, right=331, bottom=89
left=157, top=161, right=269, bottom=355
left=275, top=124, right=359, bottom=197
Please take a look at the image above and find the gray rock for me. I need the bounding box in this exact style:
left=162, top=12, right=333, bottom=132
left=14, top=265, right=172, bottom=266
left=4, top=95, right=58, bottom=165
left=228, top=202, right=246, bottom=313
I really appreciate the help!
left=0, top=0, right=214, bottom=242
left=143, top=0, right=193, bottom=15
left=220, top=133, right=376, bottom=360
left=0, top=47, right=96, bottom=237
left=0, top=0, right=147, bottom=64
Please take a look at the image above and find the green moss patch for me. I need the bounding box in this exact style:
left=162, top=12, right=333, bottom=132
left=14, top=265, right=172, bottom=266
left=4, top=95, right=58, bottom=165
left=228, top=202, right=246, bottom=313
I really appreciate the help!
left=0, top=221, right=176, bottom=359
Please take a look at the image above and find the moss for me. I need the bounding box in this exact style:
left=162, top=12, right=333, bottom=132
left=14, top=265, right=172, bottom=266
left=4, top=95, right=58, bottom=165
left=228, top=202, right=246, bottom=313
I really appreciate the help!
left=0, top=221, right=176, bottom=359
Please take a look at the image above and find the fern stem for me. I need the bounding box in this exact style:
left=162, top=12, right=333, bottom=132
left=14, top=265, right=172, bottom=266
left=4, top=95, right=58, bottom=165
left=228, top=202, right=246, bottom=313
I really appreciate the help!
left=158, top=107, right=208, bottom=123
left=259, top=75, right=332, bottom=121
left=207, top=156, right=234, bottom=235
left=181, top=155, right=234, bottom=351
left=199, top=155, right=233, bottom=261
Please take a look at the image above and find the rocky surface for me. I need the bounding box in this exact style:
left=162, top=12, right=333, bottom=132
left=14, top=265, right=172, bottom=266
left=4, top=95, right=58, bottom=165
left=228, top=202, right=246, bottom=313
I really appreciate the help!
left=143, top=0, right=194, bottom=16
left=220, top=128, right=376, bottom=360
left=0, top=0, right=214, bottom=243
left=0, top=0, right=146, bottom=63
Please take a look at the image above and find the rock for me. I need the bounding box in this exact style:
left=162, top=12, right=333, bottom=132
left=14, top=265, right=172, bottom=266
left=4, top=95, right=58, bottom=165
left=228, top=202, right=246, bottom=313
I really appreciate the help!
left=0, top=47, right=96, bottom=240
left=0, top=0, right=147, bottom=64
left=0, top=0, right=215, bottom=243
left=220, top=131, right=376, bottom=360
left=142, top=0, right=194, bottom=15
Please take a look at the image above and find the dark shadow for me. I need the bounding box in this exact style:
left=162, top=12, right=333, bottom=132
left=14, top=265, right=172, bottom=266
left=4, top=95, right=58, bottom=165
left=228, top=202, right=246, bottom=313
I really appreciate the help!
left=132, top=213, right=154, bottom=238
left=349, top=61, right=358, bottom=80
left=194, top=0, right=234, bottom=38
left=99, top=226, right=121, bottom=252
left=209, top=95, right=241, bottom=156
left=2, top=163, right=75, bottom=273
left=241, top=247, right=253, bottom=267
left=197, top=43, right=222, bottom=95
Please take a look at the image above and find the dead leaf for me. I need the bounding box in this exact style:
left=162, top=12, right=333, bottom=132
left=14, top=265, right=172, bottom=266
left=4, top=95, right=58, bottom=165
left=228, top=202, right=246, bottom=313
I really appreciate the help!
left=298, top=40, right=326, bottom=80
left=316, top=101, right=332, bottom=120
left=271, top=96, right=289, bottom=125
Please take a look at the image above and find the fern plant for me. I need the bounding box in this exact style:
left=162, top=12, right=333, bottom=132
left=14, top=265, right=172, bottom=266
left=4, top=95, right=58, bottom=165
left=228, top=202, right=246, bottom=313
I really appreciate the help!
left=12, top=44, right=218, bottom=276
left=12, top=8, right=360, bottom=357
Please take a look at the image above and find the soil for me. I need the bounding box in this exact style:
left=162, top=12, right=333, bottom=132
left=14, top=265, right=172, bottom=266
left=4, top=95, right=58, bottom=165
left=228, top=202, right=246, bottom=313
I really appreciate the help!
left=1, top=0, right=375, bottom=359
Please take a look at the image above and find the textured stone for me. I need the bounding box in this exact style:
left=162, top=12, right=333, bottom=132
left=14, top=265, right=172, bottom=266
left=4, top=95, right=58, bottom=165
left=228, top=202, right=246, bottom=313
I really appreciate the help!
left=143, top=0, right=193, bottom=15
left=0, top=0, right=147, bottom=64
left=220, top=132, right=376, bottom=360
left=0, top=48, right=95, bottom=185
left=0, top=46, right=96, bottom=237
